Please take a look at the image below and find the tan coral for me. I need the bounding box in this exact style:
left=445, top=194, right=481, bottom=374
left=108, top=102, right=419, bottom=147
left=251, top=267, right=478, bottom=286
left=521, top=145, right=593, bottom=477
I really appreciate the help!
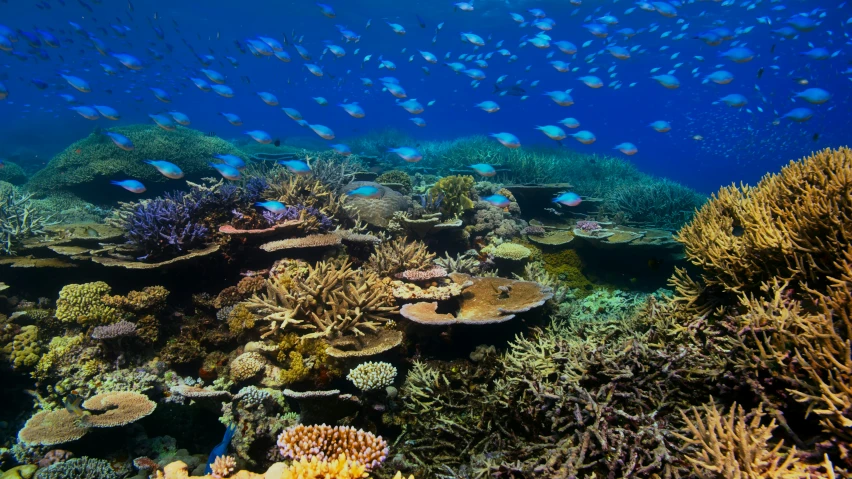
left=17, top=409, right=89, bottom=446
left=242, top=259, right=397, bottom=340
left=260, top=233, right=342, bottom=252
left=81, top=391, right=156, bottom=427
left=276, top=424, right=389, bottom=470
left=230, top=352, right=268, bottom=381
left=366, top=236, right=435, bottom=276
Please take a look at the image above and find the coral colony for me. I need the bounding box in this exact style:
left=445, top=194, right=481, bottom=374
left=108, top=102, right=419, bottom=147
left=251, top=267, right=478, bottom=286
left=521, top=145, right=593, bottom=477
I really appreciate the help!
left=2, top=119, right=849, bottom=479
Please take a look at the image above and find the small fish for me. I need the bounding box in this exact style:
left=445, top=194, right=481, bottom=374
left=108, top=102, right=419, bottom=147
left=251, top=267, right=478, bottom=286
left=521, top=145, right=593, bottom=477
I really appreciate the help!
left=60, top=73, right=91, bottom=93
left=93, top=105, right=120, bottom=120
left=149, top=87, right=171, bottom=103
left=346, top=185, right=383, bottom=198
left=255, top=201, right=288, bottom=214
left=168, top=111, right=191, bottom=126
left=331, top=144, right=352, bottom=156
left=111, top=179, right=147, bottom=193
left=105, top=131, right=134, bottom=150
left=490, top=132, right=521, bottom=148
left=149, top=113, right=176, bottom=130
left=388, top=146, right=422, bottom=162
left=553, top=191, right=582, bottom=206
left=614, top=142, right=638, bottom=155
left=469, top=163, right=496, bottom=177
left=210, top=162, right=241, bottom=180
left=70, top=106, right=100, bottom=120
left=214, top=154, right=246, bottom=170
left=144, top=160, right=184, bottom=179
left=256, top=91, right=279, bottom=106
left=282, top=107, right=304, bottom=121
left=219, top=112, right=242, bottom=125
left=278, top=160, right=312, bottom=175
left=482, top=194, right=511, bottom=208
left=244, top=130, right=272, bottom=144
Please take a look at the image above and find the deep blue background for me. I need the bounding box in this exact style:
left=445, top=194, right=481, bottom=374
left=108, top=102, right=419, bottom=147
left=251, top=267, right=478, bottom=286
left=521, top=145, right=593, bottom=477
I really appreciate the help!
left=0, top=0, right=849, bottom=193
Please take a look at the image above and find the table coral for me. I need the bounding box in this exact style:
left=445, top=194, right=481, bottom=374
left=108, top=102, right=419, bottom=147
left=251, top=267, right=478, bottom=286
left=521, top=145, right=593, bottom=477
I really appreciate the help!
left=55, top=281, right=121, bottom=325
left=17, top=410, right=89, bottom=447
left=81, top=391, right=157, bottom=427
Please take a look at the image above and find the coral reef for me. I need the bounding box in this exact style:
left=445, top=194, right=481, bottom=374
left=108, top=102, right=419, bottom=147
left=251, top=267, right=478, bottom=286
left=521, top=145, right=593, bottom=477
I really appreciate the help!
left=366, top=237, right=435, bottom=276
left=346, top=361, right=397, bottom=391
left=428, top=175, right=475, bottom=219
left=276, top=425, right=389, bottom=470
left=376, top=170, right=413, bottom=195
left=0, top=191, right=56, bottom=255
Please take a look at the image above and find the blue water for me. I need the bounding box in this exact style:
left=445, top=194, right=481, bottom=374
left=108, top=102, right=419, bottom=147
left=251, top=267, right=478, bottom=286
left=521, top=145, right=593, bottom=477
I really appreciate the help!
left=0, top=0, right=849, bottom=193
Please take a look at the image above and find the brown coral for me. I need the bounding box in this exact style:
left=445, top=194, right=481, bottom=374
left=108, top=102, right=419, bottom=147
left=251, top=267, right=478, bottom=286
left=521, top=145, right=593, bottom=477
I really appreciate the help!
left=276, top=424, right=389, bottom=470
left=674, top=401, right=835, bottom=479
left=366, top=236, right=435, bottom=277
left=81, top=391, right=157, bottom=427
left=242, top=259, right=397, bottom=340
left=259, top=233, right=342, bottom=252
left=676, top=146, right=852, bottom=296
left=17, top=410, right=88, bottom=446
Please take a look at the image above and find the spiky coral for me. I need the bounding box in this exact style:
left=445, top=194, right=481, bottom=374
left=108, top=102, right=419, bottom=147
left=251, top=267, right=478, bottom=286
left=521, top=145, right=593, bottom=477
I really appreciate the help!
left=0, top=190, right=56, bottom=255
left=366, top=236, right=435, bottom=276
left=242, top=259, right=397, bottom=339
left=674, top=401, right=836, bottom=478
left=264, top=173, right=350, bottom=222
left=603, top=178, right=706, bottom=229
left=676, top=147, right=852, bottom=296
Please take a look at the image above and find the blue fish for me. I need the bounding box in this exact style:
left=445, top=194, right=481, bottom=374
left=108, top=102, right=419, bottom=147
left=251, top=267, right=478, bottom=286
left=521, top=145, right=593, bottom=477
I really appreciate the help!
left=346, top=185, right=383, bottom=199
left=469, top=164, right=496, bottom=177
left=210, top=162, right=242, bottom=180
left=482, top=194, right=511, bottom=208
left=105, top=132, right=134, bottom=151
left=204, top=424, right=237, bottom=475
left=317, top=2, right=336, bottom=17
left=255, top=201, right=289, bottom=214
left=111, top=179, right=147, bottom=193
left=553, top=192, right=582, bottom=206
left=144, top=160, right=184, bottom=179
left=214, top=154, right=246, bottom=170
left=278, top=160, right=312, bottom=175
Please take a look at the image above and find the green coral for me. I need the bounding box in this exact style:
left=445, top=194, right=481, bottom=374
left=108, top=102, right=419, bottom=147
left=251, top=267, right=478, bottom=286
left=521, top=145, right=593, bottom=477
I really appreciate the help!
left=429, top=174, right=476, bottom=218
left=0, top=160, right=26, bottom=185
left=276, top=334, right=340, bottom=386
left=484, top=242, right=532, bottom=261
left=55, top=281, right=121, bottom=325
left=376, top=170, right=413, bottom=194
left=33, top=334, right=84, bottom=379
left=27, top=125, right=246, bottom=200
left=3, top=325, right=41, bottom=369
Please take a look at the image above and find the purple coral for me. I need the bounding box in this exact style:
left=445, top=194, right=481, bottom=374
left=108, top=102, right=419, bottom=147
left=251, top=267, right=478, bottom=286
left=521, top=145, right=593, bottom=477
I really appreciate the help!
left=263, top=204, right=333, bottom=231
left=122, top=194, right=210, bottom=260
left=91, top=320, right=137, bottom=340
left=576, top=220, right=602, bottom=232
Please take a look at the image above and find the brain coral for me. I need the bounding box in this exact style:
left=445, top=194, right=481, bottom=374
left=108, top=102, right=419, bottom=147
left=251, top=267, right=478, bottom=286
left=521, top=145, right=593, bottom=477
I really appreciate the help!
left=55, top=281, right=121, bottom=325
left=27, top=125, right=246, bottom=202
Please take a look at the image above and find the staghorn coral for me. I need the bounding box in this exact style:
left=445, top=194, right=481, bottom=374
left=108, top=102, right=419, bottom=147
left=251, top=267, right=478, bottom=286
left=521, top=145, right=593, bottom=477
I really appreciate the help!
left=276, top=424, right=389, bottom=470
left=674, top=401, right=835, bottom=479
left=55, top=281, right=121, bottom=325
left=0, top=190, right=56, bottom=255
left=366, top=236, right=435, bottom=277
left=265, top=173, right=350, bottom=222
left=243, top=259, right=397, bottom=340
left=429, top=175, right=476, bottom=219
left=676, top=146, right=852, bottom=296
left=603, top=178, right=705, bottom=230
left=346, top=361, right=397, bottom=391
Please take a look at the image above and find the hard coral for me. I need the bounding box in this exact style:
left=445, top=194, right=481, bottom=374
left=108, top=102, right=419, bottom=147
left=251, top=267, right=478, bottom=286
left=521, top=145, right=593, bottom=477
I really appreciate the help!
left=27, top=125, right=245, bottom=200
left=243, top=259, right=397, bottom=340
left=347, top=361, right=397, bottom=391
left=81, top=391, right=157, bottom=427
left=276, top=424, right=389, bottom=470
left=677, top=146, right=852, bottom=296
left=55, top=281, right=120, bottom=325
left=376, top=170, right=413, bottom=194
left=17, top=409, right=88, bottom=447
left=367, top=236, right=435, bottom=277
left=0, top=190, right=56, bottom=255
left=429, top=175, right=476, bottom=219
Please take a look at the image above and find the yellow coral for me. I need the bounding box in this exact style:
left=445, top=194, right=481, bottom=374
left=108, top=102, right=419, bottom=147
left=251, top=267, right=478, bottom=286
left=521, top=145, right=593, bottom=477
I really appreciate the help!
left=3, top=325, right=41, bottom=369
left=485, top=242, right=531, bottom=261
left=33, top=334, right=84, bottom=379
left=102, top=285, right=169, bottom=312
left=55, top=281, right=121, bottom=324
left=276, top=334, right=340, bottom=385
left=429, top=175, right=475, bottom=218
left=280, top=454, right=368, bottom=479
left=227, top=303, right=256, bottom=334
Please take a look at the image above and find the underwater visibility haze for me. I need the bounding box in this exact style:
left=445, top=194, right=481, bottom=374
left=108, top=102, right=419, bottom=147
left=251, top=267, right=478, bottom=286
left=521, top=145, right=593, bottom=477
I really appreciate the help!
left=0, top=0, right=851, bottom=478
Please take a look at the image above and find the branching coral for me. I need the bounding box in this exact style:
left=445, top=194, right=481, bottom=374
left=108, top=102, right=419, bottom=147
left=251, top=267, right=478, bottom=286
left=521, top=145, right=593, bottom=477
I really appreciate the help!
left=676, top=147, right=852, bottom=296
left=674, top=401, right=835, bottom=478
left=366, top=236, right=435, bottom=276
left=0, top=190, right=56, bottom=255
left=265, top=173, right=350, bottom=222
left=55, top=281, right=121, bottom=325
left=603, top=178, right=706, bottom=230
left=242, top=259, right=397, bottom=339
left=276, top=424, right=389, bottom=470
